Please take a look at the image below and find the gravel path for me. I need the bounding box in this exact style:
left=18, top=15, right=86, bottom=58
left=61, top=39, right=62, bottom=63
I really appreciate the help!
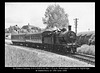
left=5, top=40, right=94, bottom=67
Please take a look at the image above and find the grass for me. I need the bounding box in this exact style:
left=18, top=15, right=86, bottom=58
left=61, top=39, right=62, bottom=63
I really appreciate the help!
left=5, top=44, right=94, bottom=67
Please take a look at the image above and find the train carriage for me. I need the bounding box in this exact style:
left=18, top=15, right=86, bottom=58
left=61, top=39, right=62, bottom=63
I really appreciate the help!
left=11, top=33, right=26, bottom=45
left=25, top=32, right=43, bottom=48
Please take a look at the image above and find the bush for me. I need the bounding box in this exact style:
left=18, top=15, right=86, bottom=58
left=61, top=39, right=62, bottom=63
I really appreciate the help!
left=77, top=44, right=95, bottom=56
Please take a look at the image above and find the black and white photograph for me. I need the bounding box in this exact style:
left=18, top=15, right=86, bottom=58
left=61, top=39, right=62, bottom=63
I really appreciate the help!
left=5, top=2, right=95, bottom=71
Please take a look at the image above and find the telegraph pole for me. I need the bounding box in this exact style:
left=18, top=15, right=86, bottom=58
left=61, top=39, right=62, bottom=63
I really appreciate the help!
left=74, top=18, right=79, bottom=34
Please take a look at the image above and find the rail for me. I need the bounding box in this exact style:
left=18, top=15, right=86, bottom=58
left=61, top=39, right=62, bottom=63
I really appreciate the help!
left=67, top=53, right=95, bottom=65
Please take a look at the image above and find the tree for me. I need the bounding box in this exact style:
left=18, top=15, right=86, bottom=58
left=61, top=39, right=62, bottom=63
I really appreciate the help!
left=5, top=28, right=10, bottom=33
left=7, top=25, right=21, bottom=33
left=42, top=4, right=69, bottom=29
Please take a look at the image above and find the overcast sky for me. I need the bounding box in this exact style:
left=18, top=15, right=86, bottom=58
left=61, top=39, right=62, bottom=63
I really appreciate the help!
left=5, top=2, right=95, bottom=33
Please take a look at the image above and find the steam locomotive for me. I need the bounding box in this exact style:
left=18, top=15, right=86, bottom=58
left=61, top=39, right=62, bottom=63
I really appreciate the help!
left=11, top=25, right=77, bottom=54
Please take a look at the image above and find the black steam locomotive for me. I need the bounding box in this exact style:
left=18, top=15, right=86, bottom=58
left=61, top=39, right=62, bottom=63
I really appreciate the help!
left=11, top=25, right=77, bottom=54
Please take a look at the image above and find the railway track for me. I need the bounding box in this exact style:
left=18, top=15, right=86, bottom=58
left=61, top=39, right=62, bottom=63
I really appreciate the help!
left=75, top=53, right=95, bottom=59
left=67, top=53, right=95, bottom=65
left=5, top=41, right=95, bottom=66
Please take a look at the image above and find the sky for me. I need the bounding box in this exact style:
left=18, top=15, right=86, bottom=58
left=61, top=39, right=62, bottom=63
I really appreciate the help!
left=5, top=2, right=95, bottom=33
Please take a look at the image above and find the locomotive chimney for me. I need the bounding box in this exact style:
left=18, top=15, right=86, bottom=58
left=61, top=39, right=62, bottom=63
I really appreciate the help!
left=68, top=25, right=71, bottom=31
